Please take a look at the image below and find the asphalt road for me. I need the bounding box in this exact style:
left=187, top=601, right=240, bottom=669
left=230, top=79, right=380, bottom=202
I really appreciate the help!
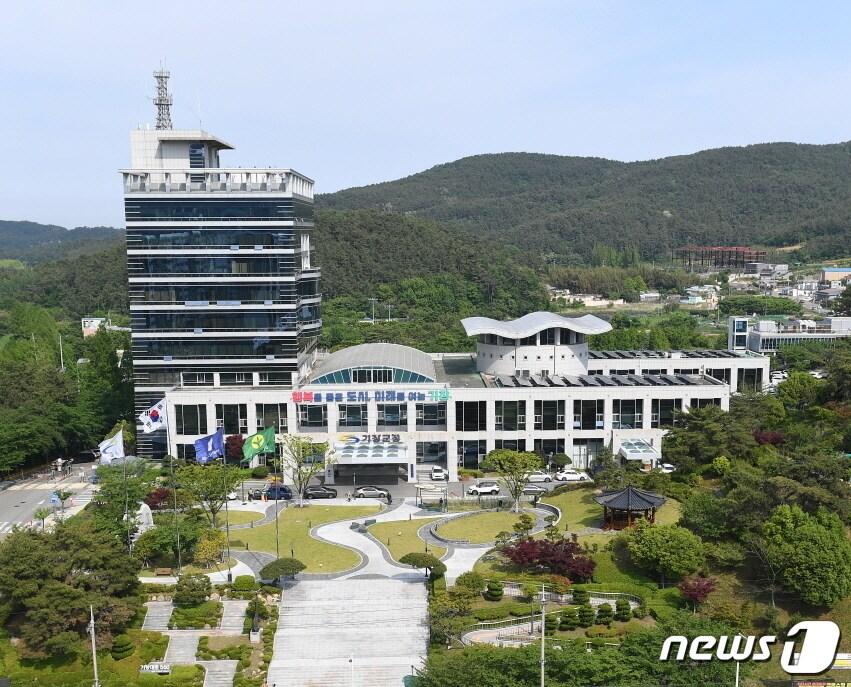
left=0, top=462, right=96, bottom=535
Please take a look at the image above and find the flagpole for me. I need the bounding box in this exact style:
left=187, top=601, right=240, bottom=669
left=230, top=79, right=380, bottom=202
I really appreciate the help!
left=89, top=605, right=100, bottom=687
left=169, top=425, right=182, bottom=575
left=274, top=437, right=280, bottom=560
left=222, top=445, right=233, bottom=584
left=121, top=430, right=132, bottom=554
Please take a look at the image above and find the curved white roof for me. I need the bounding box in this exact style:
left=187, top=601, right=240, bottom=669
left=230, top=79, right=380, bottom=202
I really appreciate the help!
left=310, top=342, right=436, bottom=382
left=461, top=312, right=612, bottom=338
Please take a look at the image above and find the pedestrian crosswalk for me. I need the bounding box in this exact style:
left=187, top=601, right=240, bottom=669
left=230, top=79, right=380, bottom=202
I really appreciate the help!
left=0, top=521, right=22, bottom=534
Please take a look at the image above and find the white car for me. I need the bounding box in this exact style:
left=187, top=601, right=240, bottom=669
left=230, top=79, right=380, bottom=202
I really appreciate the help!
left=227, top=491, right=239, bottom=500
left=431, top=466, right=448, bottom=481
left=525, top=470, right=553, bottom=483
left=554, top=469, right=592, bottom=482
left=659, top=463, right=677, bottom=474
left=467, top=480, right=501, bottom=496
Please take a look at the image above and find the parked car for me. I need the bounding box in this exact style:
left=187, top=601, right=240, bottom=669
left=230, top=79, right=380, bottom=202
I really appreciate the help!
left=554, top=469, right=592, bottom=482
left=248, top=487, right=264, bottom=500
left=522, top=483, right=547, bottom=496
left=659, top=463, right=677, bottom=474
left=525, top=469, right=553, bottom=483
left=264, top=485, right=293, bottom=500
left=431, top=466, right=448, bottom=481
left=353, top=485, right=390, bottom=499
left=304, top=485, right=337, bottom=499
left=467, top=480, right=500, bottom=496
left=226, top=491, right=239, bottom=501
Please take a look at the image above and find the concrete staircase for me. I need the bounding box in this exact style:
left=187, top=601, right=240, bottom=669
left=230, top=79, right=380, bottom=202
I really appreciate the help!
left=163, top=632, right=200, bottom=664
left=141, top=602, right=173, bottom=631
left=219, top=600, right=249, bottom=632
left=198, top=660, right=239, bottom=687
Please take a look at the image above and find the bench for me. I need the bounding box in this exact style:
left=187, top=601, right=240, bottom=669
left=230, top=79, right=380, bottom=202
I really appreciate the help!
left=154, top=568, right=173, bottom=577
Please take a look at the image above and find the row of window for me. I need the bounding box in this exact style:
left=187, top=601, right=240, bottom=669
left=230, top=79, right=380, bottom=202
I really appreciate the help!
left=477, top=328, right=586, bottom=346
left=313, top=367, right=433, bottom=384
left=132, top=337, right=299, bottom=359
left=129, top=257, right=295, bottom=276
left=174, top=397, right=722, bottom=435
left=128, top=229, right=297, bottom=248
left=125, top=198, right=314, bottom=221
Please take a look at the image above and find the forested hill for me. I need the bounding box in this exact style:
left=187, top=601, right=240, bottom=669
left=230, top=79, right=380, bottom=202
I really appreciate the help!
left=319, top=143, right=851, bottom=261
left=0, top=220, right=123, bottom=263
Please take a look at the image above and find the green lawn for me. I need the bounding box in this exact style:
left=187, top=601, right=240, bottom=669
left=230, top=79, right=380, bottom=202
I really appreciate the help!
left=223, top=509, right=264, bottom=526
left=0, top=630, right=204, bottom=686
left=229, top=505, right=379, bottom=573
left=436, top=511, right=526, bottom=544
left=368, top=518, right=446, bottom=562
left=543, top=488, right=681, bottom=531
left=139, top=557, right=238, bottom=577
left=170, top=600, right=223, bottom=629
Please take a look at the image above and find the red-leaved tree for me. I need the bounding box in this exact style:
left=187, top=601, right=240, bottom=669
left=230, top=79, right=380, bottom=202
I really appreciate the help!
left=502, top=538, right=595, bottom=582
left=678, top=575, right=717, bottom=611
left=225, top=434, right=245, bottom=461
left=144, top=487, right=172, bottom=510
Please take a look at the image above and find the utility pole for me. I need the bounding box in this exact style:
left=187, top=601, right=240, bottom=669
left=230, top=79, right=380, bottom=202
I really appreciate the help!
left=222, top=450, right=233, bottom=583
left=540, top=583, right=546, bottom=687
left=387, top=304, right=392, bottom=322
left=89, top=605, right=100, bottom=687
left=368, top=298, right=377, bottom=324
left=59, top=333, right=65, bottom=372
left=170, top=452, right=182, bottom=574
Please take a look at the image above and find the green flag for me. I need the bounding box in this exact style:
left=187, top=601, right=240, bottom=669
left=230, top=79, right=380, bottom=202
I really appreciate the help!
left=242, top=426, right=276, bottom=463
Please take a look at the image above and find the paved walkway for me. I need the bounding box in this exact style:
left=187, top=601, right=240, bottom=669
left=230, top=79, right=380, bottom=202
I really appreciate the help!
left=163, top=632, right=200, bottom=664
left=268, top=578, right=428, bottom=687
left=141, top=601, right=173, bottom=631
left=140, top=559, right=255, bottom=585
left=219, top=600, right=249, bottom=632
left=198, top=660, right=239, bottom=687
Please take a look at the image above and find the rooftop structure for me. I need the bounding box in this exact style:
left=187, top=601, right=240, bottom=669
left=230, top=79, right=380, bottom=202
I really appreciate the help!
left=673, top=245, right=767, bottom=271
left=728, top=315, right=851, bottom=355
left=125, top=71, right=320, bottom=458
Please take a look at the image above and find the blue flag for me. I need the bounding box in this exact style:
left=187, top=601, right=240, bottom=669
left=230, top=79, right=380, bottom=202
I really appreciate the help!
left=194, top=428, right=224, bottom=464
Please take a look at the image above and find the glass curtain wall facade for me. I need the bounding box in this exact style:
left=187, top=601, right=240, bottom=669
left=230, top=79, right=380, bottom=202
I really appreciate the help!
left=124, top=131, right=319, bottom=457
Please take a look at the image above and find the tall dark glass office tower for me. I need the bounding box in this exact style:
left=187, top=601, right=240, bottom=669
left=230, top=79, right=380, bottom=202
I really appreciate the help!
left=122, top=92, right=320, bottom=458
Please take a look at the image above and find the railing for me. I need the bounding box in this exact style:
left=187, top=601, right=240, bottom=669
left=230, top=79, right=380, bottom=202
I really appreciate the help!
left=121, top=168, right=314, bottom=198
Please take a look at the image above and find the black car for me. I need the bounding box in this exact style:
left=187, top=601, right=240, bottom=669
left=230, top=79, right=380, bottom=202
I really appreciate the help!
left=304, top=485, right=337, bottom=499
left=264, top=485, right=293, bottom=500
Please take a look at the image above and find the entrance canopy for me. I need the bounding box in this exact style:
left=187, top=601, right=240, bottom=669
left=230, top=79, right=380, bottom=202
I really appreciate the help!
left=335, top=442, right=409, bottom=465
left=618, top=439, right=660, bottom=465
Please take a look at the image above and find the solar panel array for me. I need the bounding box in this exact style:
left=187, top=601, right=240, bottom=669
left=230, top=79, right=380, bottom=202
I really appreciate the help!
left=588, top=349, right=745, bottom=360
left=493, top=373, right=724, bottom=388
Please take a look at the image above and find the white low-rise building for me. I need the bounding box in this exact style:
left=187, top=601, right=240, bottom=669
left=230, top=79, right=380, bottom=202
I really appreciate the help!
left=164, top=312, right=769, bottom=483
left=728, top=315, right=851, bottom=354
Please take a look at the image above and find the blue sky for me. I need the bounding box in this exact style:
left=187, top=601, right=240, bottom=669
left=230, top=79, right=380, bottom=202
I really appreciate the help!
left=1, top=1, right=850, bottom=228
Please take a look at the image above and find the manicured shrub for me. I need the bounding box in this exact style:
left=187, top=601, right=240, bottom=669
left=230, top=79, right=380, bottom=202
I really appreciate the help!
left=232, top=575, right=257, bottom=592
left=571, top=588, right=589, bottom=605
left=260, top=557, right=306, bottom=581
left=485, top=580, right=503, bottom=601
left=595, top=603, right=613, bottom=625
left=251, top=466, right=270, bottom=479
left=632, top=605, right=648, bottom=619
left=559, top=607, right=579, bottom=630
left=544, top=613, right=559, bottom=635
left=173, top=573, right=211, bottom=607
left=614, top=598, right=631, bottom=622
left=577, top=604, right=595, bottom=628
left=110, top=634, right=134, bottom=660
left=455, top=571, right=485, bottom=595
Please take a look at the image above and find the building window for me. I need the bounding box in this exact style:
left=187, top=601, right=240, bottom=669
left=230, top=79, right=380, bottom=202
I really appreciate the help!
left=416, top=442, right=446, bottom=463
left=457, top=440, right=487, bottom=469
left=495, top=400, right=525, bottom=431
left=220, top=372, right=252, bottom=386
left=455, top=401, right=486, bottom=431
left=643, top=368, right=665, bottom=375
left=612, top=399, right=643, bottom=429
left=339, top=404, right=368, bottom=428
left=673, top=368, right=699, bottom=375
left=692, top=398, right=721, bottom=409
left=534, top=400, right=565, bottom=430
left=182, top=372, right=213, bottom=387
left=416, top=403, right=446, bottom=428
left=572, top=439, right=603, bottom=469
left=651, top=398, right=681, bottom=428
left=737, top=368, right=763, bottom=391
left=176, top=404, right=207, bottom=435
left=177, top=443, right=196, bottom=460
left=495, top=439, right=520, bottom=451
left=534, top=439, right=565, bottom=463
left=573, top=399, right=604, bottom=430
left=215, top=404, right=248, bottom=434
left=735, top=320, right=748, bottom=332
left=377, top=403, right=407, bottom=427
left=256, top=403, right=287, bottom=431
left=298, top=404, right=327, bottom=428
left=706, top=368, right=731, bottom=384
left=540, top=328, right=557, bottom=345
